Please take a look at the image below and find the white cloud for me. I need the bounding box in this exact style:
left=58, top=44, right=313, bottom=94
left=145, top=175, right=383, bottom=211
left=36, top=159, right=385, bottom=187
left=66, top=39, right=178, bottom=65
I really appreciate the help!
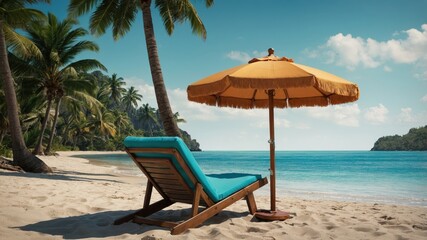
left=422, top=94, right=427, bottom=102
left=308, top=24, right=427, bottom=78
left=255, top=117, right=291, bottom=129
left=303, top=48, right=319, bottom=58
left=226, top=51, right=251, bottom=63
left=226, top=50, right=272, bottom=63
left=325, top=33, right=381, bottom=70
left=135, top=83, right=156, bottom=106
left=364, top=104, right=389, bottom=124
left=383, top=66, right=392, bottom=72
left=398, top=108, right=415, bottom=123
left=306, top=104, right=360, bottom=127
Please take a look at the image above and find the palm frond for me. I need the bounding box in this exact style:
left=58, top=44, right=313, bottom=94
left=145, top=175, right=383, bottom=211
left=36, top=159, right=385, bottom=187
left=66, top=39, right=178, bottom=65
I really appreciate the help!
left=181, top=0, right=207, bottom=39
left=24, top=0, right=51, bottom=4
left=204, top=0, right=214, bottom=7
left=3, top=25, right=42, bottom=59
left=60, top=27, right=87, bottom=49
left=60, top=67, right=78, bottom=78
left=155, top=0, right=208, bottom=39
left=68, top=0, right=100, bottom=18
left=112, top=0, right=137, bottom=40
left=60, top=40, right=99, bottom=63
left=2, top=8, right=46, bottom=29
left=89, top=0, right=119, bottom=36
left=64, top=91, right=104, bottom=111
left=62, top=78, right=93, bottom=93
left=63, top=59, right=107, bottom=73
left=155, top=0, right=175, bottom=35
left=8, top=51, right=38, bottom=77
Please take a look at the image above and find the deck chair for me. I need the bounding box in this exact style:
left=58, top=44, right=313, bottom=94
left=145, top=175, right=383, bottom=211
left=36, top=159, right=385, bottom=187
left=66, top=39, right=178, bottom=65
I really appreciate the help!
left=114, top=137, right=268, bottom=235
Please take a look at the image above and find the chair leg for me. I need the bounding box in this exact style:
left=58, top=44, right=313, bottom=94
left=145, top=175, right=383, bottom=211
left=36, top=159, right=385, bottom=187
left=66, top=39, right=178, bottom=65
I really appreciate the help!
left=191, top=183, right=202, bottom=217
left=245, top=192, right=257, bottom=215
left=114, top=199, right=173, bottom=225
left=144, top=181, right=153, bottom=208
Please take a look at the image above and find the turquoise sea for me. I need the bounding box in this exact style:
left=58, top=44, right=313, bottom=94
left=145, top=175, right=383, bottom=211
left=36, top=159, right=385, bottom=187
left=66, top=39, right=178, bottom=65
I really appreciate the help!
left=76, top=151, right=427, bottom=206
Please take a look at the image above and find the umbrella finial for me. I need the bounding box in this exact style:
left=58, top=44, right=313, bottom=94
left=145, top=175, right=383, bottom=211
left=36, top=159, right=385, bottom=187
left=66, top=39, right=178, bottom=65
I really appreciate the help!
left=248, top=48, right=294, bottom=63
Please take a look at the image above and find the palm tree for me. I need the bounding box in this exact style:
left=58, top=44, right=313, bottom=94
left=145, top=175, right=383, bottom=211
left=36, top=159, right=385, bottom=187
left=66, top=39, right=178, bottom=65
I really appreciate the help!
left=0, top=0, right=52, bottom=172
left=68, top=0, right=214, bottom=138
left=107, top=73, right=126, bottom=107
left=139, top=103, right=158, bottom=136
left=112, top=109, right=131, bottom=136
left=92, top=75, right=111, bottom=105
left=45, top=74, right=104, bottom=153
left=19, top=13, right=106, bottom=155
left=174, top=112, right=186, bottom=124
left=122, top=86, right=142, bottom=112
left=68, top=113, right=90, bottom=149
left=88, top=108, right=116, bottom=141
left=16, top=90, right=47, bottom=146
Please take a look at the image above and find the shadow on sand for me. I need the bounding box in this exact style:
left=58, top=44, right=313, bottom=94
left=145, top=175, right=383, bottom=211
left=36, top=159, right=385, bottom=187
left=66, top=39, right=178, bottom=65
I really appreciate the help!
left=17, top=209, right=251, bottom=239
left=0, top=170, right=122, bottom=183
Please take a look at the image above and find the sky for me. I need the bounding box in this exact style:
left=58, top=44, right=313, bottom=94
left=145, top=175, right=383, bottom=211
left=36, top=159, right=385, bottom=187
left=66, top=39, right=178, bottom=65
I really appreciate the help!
left=33, top=0, right=427, bottom=150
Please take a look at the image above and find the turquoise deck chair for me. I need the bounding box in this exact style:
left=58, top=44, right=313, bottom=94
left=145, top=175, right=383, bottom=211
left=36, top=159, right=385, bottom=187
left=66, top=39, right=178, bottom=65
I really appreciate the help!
left=114, top=137, right=267, bottom=235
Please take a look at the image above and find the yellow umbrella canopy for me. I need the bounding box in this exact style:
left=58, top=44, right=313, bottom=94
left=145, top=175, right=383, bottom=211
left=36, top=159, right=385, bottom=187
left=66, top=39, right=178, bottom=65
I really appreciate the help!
left=188, top=57, right=359, bottom=109
left=187, top=51, right=359, bottom=220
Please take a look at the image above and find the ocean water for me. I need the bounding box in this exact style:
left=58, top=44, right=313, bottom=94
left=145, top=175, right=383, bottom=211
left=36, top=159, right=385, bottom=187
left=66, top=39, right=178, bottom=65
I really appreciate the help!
left=75, top=151, right=427, bottom=206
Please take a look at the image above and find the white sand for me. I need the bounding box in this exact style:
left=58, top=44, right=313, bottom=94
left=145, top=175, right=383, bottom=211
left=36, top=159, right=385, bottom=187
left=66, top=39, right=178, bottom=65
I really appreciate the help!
left=1, top=151, right=426, bottom=240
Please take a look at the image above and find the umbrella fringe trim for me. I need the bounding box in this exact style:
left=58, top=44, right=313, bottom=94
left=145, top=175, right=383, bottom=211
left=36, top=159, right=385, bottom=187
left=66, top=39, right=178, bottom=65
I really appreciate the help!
left=315, top=79, right=360, bottom=98
left=187, top=79, right=228, bottom=97
left=188, top=95, right=358, bottom=109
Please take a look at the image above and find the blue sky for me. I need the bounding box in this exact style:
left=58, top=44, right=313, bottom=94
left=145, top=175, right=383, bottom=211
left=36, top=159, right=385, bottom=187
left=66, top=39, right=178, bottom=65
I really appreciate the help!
left=34, top=0, right=427, bottom=150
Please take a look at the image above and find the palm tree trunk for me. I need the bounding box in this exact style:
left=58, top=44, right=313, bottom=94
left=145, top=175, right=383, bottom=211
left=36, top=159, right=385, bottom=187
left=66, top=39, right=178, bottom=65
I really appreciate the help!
left=72, top=136, right=77, bottom=149
left=0, top=22, right=51, bottom=173
left=33, top=97, right=53, bottom=155
left=0, top=131, right=4, bottom=146
left=46, top=97, right=61, bottom=154
left=140, top=0, right=181, bottom=138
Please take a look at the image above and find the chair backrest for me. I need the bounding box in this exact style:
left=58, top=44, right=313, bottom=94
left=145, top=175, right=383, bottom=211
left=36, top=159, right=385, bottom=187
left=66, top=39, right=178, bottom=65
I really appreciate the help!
left=124, top=137, right=220, bottom=202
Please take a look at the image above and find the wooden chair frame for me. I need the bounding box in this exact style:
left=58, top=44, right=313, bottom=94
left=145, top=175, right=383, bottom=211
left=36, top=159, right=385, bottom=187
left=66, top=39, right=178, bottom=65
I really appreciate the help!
left=114, top=147, right=268, bottom=235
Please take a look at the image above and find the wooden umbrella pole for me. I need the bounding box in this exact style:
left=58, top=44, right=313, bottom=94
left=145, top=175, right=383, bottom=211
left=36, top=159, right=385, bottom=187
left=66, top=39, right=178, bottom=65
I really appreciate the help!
left=253, top=90, right=291, bottom=221
left=268, top=89, right=276, bottom=211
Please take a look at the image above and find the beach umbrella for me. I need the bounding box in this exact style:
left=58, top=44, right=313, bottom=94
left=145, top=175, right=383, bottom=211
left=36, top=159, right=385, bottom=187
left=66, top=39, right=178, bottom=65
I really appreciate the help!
left=187, top=48, right=360, bottom=220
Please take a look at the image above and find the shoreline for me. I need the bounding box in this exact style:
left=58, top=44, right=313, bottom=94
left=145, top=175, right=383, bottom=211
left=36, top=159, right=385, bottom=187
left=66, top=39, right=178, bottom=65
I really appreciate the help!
left=1, top=152, right=426, bottom=239
left=67, top=151, right=427, bottom=207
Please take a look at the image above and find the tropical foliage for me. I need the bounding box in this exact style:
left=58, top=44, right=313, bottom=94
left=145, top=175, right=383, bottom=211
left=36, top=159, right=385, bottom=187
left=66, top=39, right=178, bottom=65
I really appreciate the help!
left=68, top=0, right=214, bottom=138
left=1, top=69, right=200, bottom=155
left=371, top=126, right=427, bottom=151
left=16, top=12, right=107, bottom=155
left=1, top=3, right=204, bottom=172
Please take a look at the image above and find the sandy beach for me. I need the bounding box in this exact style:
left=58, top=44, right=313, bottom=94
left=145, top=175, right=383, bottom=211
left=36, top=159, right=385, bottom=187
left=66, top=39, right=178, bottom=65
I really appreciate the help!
left=1, top=152, right=426, bottom=240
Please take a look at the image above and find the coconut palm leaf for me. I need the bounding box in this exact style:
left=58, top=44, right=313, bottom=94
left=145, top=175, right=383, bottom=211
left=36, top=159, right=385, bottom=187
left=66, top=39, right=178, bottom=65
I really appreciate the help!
left=89, top=0, right=120, bottom=37
left=3, top=24, right=43, bottom=59
left=112, top=0, right=137, bottom=40
left=63, top=59, right=107, bottom=73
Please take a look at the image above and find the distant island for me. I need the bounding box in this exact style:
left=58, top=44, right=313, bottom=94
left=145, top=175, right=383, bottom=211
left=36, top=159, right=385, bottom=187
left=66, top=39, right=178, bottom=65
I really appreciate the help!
left=371, top=126, right=427, bottom=151
left=182, top=130, right=201, bottom=151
